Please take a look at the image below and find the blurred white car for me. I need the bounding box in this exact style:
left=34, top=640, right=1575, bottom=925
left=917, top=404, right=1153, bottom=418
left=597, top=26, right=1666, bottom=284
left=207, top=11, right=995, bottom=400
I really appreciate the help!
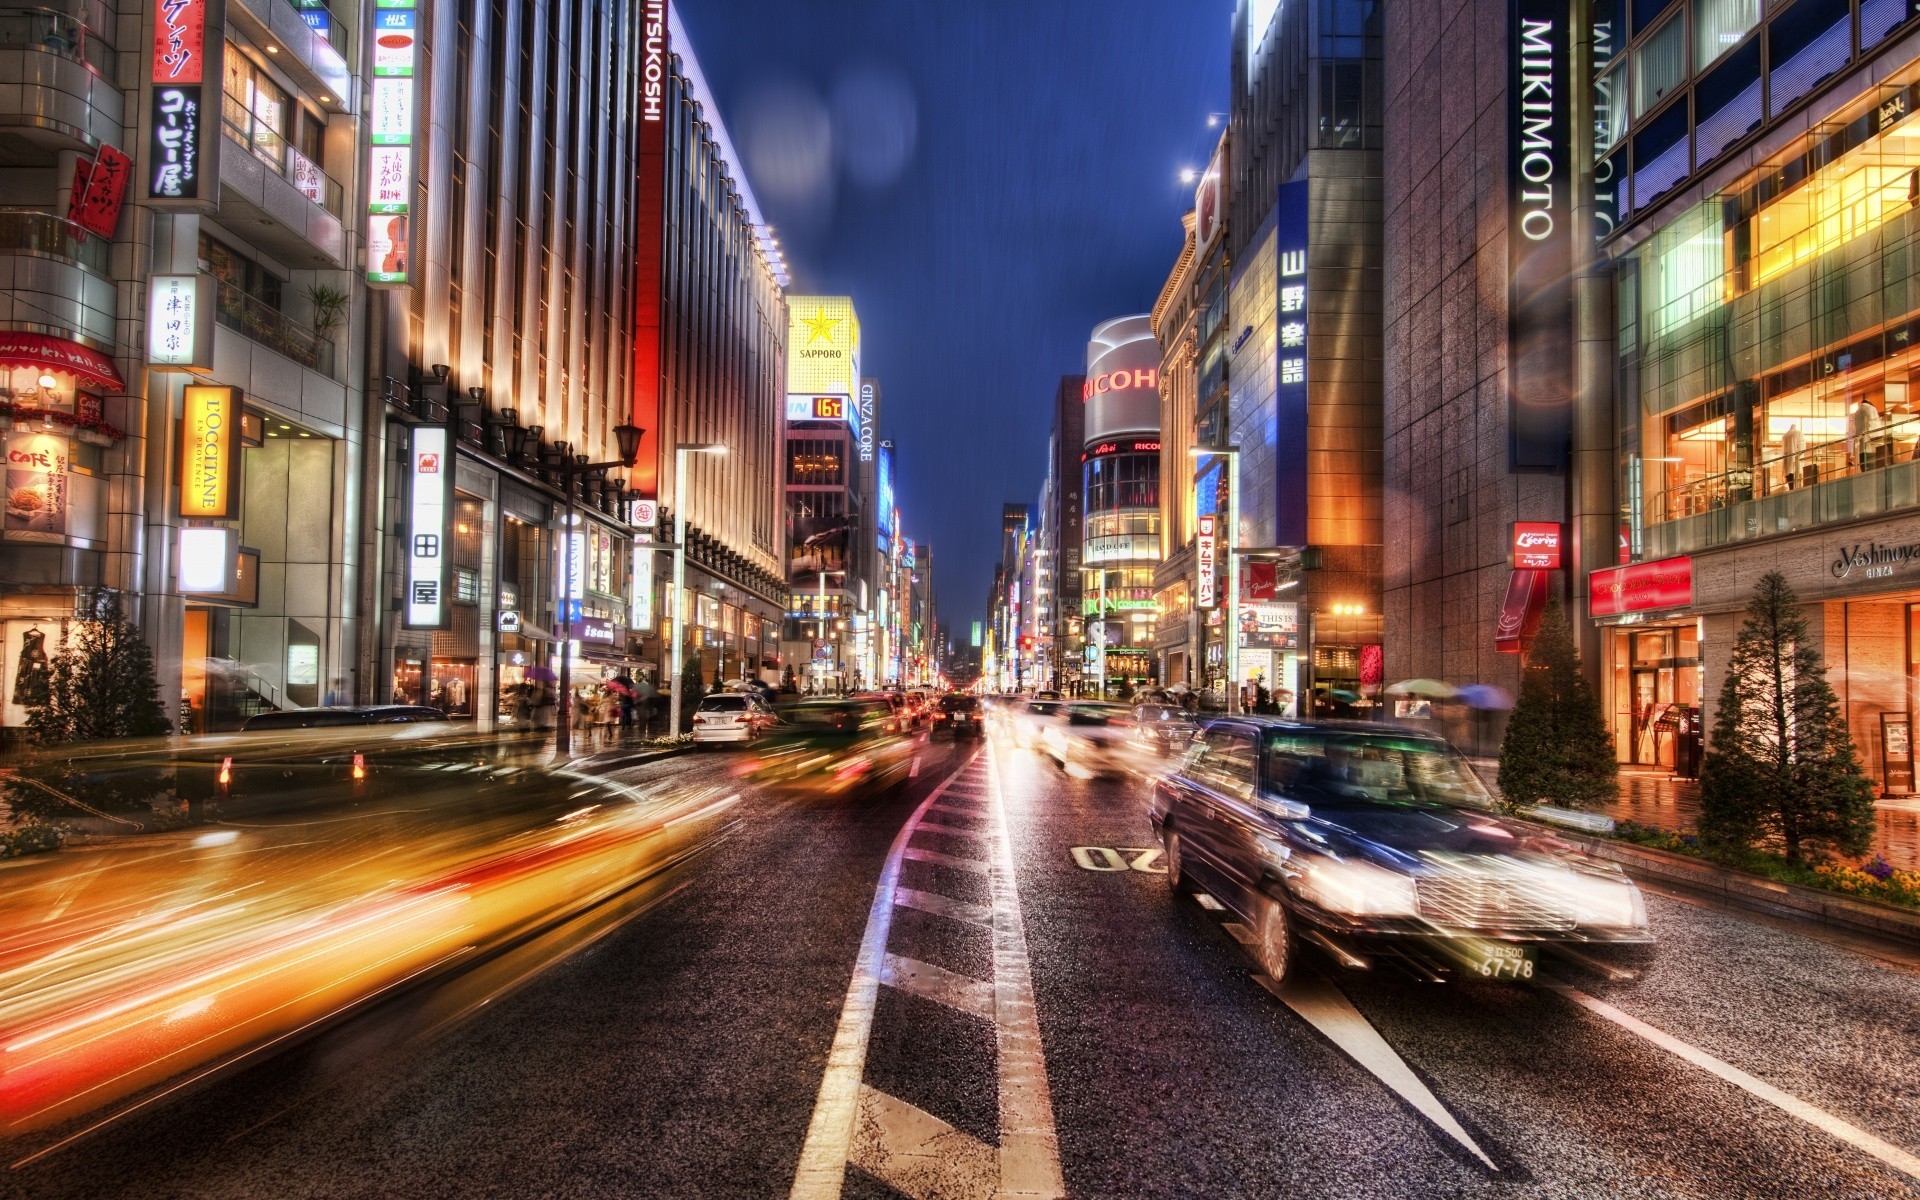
left=691, top=694, right=777, bottom=744
left=1011, top=698, right=1067, bottom=748
left=1039, top=701, right=1138, bottom=779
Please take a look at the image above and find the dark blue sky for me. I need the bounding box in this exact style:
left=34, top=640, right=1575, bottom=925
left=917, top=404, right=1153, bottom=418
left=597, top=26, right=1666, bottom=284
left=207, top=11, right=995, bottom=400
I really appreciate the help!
left=679, top=1, right=1231, bottom=632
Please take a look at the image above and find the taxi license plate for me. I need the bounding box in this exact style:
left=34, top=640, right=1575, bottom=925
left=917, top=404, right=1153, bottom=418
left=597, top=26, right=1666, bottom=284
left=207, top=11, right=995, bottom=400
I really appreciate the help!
left=1468, top=943, right=1537, bottom=980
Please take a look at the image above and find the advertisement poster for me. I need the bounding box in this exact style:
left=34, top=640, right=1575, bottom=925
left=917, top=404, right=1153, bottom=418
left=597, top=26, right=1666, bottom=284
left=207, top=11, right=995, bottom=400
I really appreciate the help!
left=1239, top=600, right=1298, bottom=650
left=5, top=432, right=68, bottom=543
left=788, top=514, right=850, bottom=588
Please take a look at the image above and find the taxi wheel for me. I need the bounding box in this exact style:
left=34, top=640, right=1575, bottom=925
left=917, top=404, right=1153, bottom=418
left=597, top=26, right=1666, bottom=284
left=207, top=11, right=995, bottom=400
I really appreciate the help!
left=1254, top=892, right=1296, bottom=984
left=1163, top=828, right=1192, bottom=894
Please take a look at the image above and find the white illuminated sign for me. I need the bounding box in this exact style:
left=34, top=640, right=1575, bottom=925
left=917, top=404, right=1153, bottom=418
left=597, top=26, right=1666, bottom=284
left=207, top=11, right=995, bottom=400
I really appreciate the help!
left=178, top=525, right=234, bottom=593
left=405, top=425, right=450, bottom=627
left=147, top=273, right=213, bottom=370
left=1196, top=514, right=1218, bottom=609
left=631, top=546, right=655, bottom=630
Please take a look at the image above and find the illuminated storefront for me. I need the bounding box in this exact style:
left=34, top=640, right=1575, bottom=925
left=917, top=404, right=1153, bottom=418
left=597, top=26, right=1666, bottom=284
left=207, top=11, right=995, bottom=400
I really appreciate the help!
left=1609, top=23, right=1920, bottom=788
left=1083, top=316, right=1163, bottom=696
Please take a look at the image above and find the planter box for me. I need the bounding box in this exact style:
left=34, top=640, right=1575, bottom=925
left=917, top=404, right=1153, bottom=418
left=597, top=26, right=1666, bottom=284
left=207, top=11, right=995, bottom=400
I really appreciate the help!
left=1569, top=834, right=1920, bottom=948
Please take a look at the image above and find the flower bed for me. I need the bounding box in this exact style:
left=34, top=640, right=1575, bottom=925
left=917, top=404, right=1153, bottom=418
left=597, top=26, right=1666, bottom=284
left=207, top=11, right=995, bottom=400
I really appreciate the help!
left=1613, top=821, right=1920, bottom=911
left=0, top=821, right=63, bottom=858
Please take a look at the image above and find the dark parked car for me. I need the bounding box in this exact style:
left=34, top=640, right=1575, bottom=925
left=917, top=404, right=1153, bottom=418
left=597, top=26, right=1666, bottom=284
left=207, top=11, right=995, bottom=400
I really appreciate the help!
left=1149, top=719, right=1651, bottom=984
left=931, top=693, right=982, bottom=738
left=241, top=705, right=447, bottom=731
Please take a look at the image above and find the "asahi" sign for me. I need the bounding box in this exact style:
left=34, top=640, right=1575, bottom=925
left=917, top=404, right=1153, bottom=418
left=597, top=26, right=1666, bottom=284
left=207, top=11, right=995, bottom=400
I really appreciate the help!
left=1507, top=0, right=1573, bottom=474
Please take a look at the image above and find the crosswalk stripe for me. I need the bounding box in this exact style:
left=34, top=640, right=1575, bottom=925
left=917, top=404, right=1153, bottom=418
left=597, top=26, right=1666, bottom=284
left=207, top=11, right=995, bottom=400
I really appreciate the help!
left=894, top=886, right=995, bottom=929
left=880, top=953, right=996, bottom=1021
left=903, top=846, right=992, bottom=875
left=849, top=1084, right=996, bottom=1200
left=914, top=820, right=991, bottom=841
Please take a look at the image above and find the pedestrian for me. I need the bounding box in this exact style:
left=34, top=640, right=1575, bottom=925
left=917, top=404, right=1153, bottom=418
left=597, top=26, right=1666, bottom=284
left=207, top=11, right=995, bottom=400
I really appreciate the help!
left=512, top=681, right=532, bottom=728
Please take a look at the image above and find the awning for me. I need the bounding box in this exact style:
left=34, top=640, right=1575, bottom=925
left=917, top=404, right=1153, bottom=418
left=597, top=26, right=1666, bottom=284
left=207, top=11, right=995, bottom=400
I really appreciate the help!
left=0, top=332, right=123, bottom=391
left=1494, top=569, right=1548, bottom=654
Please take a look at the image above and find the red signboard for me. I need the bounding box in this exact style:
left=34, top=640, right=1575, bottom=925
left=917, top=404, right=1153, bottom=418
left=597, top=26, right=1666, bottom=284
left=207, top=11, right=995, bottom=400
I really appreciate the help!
left=1495, top=569, right=1548, bottom=653
left=151, top=0, right=206, bottom=84
left=1589, top=556, right=1693, bottom=617
left=1243, top=560, right=1278, bottom=601
left=68, top=146, right=132, bottom=239
left=1511, top=521, right=1563, bottom=569
left=627, top=0, right=668, bottom=499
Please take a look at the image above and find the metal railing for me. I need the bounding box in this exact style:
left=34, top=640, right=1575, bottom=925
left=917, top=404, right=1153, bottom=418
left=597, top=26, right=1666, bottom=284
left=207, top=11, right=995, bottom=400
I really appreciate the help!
left=213, top=278, right=336, bottom=376
left=0, top=6, right=116, bottom=84
left=0, top=207, right=108, bottom=272
left=221, top=96, right=345, bottom=217
left=1651, top=413, right=1920, bottom=524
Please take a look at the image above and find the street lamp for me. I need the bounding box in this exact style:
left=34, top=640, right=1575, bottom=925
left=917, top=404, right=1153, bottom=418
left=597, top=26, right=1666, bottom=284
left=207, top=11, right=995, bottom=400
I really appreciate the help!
left=1192, top=445, right=1241, bottom=713
left=815, top=568, right=846, bottom=693
left=546, top=424, right=646, bottom=756
left=669, top=443, right=727, bottom=739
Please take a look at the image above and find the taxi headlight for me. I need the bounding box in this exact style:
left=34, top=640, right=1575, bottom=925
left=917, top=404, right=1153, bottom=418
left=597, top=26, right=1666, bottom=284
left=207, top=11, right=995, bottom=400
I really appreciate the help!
left=1293, top=856, right=1420, bottom=918
left=1553, top=868, right=1647, bottom=929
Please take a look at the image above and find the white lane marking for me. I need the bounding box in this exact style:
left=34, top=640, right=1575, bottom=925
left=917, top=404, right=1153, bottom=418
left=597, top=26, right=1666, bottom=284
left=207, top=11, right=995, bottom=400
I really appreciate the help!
left=984, top=740, right=1067, bottom=1199
left=789, top=751, right=981, bottom=1200
left=1552, top=983, right=1920, bottom=1183
left=930, top=801, right=990, bottom=819
left=881, top=953, right=997, bottom=1021
left=902, top=846, right=992, bottom=875
left=894, top=886, right=995, bottom=929
left=1194, top=893, right=1225, bottom=911
left=850, top=1083, right=996, bottom=1200
left=1260, top=974, right=1498, bottom=1170
left=910, top=756, right=922, bottom=779
left=915, top=820, right=991, bottom=841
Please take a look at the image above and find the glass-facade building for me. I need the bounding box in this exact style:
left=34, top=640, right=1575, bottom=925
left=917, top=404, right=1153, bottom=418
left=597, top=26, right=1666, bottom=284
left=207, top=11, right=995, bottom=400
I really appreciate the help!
left=1602, top=0, right=1920, bottom=784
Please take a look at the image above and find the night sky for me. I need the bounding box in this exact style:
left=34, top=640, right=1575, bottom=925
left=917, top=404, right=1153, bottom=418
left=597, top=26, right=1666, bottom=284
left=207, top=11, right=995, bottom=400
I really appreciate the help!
left=678, top=0, right=1231, bottom=635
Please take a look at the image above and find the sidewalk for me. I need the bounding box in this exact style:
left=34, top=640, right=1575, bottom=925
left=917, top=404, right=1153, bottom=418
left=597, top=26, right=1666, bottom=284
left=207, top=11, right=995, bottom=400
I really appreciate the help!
left=1471, top=757, right=1920, bottom=872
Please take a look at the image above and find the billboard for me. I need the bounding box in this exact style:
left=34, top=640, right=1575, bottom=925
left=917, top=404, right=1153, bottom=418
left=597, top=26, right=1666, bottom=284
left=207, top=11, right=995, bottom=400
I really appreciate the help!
left=628, top=0, right=669, bottom=499
left=178, top=385, right=242, bottom=518
left=876, top=442, right=896, bottom=548
left=787, top=296, right=861, bottom=397
left=145, top=0, right=223, bottom=207
left=404, top=426, right=453, bottom=628
left=1273, top=178, right=1309, bottom=547
left=1508, top=0, right=1573, bottom=471
left=1083, top=315, right=1160, bottom=444
left=788, top=510, right=851, bottom=591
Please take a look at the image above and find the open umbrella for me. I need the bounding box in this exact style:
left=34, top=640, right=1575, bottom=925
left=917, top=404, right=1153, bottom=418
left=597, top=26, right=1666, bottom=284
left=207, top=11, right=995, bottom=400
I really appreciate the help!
left=525, top=665, right=558, bottom=683
left=1384, top=678, right=1459, bottom=700
left=1457, top=683, right=1514, bottom=710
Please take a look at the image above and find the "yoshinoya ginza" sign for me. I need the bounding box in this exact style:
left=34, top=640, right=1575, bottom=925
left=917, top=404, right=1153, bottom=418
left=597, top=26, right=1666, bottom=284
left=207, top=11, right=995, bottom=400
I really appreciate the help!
left=1832, top=539, right=1920, bottom=581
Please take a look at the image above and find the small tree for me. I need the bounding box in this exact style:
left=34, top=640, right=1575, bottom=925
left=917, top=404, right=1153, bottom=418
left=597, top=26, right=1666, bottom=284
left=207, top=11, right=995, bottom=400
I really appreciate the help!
left=27, top=593, right=170, bottom=745
left=781, top=664, right=798, bottom=694
left=1700, top=572, right=1875, bottom=866
left=1497, top=600, right=1617, bottom=811
left=679, top=655, right=706, bottom=731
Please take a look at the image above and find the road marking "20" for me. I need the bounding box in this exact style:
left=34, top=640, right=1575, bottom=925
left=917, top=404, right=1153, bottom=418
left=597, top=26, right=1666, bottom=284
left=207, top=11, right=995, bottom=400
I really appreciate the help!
left=1069, top=846, right=1165, bottom=873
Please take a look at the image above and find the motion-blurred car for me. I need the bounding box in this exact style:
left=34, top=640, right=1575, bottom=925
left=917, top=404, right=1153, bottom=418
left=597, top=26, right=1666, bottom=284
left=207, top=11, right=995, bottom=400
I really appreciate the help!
left=741, top=698, right=915, bottom=797
left=241, top=704, right=447, bottom=731
left=1010, top=697, right=1066, bottom=748
left=691, top=693, right=777, bottom=745
left=1149, top=719, right=1652, bottom=985
left=931, top=693, right=983, bottom=739
left=1039, top=701, right=1137, bottom=778
left=0, top=729, right=735, bottom=1138
left=851, top=691, right=908, bottom=734
left=1131, top=702, right=1198, bottom=757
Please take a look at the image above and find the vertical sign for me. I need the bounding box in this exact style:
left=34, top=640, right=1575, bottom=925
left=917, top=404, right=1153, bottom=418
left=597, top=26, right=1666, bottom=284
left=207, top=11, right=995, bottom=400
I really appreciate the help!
left=148, top=273, right=216, bottom=370
left=4, top=431, right=70, bottom=543
left=1273, top=178, right=1310, bottom=547
left=1508, top=0, right=1573, bottom=471
left=367, top=0, right=419, bottom=286
left=629, top=0, right=669, bottom=500
left=631, top=546, right=655, bottom=630
left=1196, top=513, right=1218, bottom=609
left=178, top=385, right=242, bottom=517
left=858, top=380, right=877, bottom=461
left=405, top=426, right=452, bottom=628
left=147, top=0, right=223, bottom=205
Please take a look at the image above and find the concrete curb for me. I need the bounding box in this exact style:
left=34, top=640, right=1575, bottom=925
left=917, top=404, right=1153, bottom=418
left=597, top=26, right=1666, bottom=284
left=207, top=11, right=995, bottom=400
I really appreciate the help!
left=1565, top=834, right=1920, bottom=949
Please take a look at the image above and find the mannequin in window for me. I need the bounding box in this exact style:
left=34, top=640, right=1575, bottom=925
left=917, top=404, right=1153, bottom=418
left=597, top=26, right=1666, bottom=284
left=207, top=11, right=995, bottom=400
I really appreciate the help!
left=12, top=626, right=49, bottom=709
left=1849, top=397, right=1884, bottom=471
left=1781, top=423, right=1804, bottom=489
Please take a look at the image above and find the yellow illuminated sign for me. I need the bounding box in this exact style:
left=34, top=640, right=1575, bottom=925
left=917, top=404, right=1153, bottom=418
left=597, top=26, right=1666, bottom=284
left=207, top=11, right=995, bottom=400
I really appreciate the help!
left=786, top=296, right=860, bottom=396
left=178, top=385, right=241, bottom=518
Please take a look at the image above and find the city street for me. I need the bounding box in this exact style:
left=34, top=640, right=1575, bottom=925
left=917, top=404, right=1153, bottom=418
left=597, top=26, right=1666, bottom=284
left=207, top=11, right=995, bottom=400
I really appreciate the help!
left=10, top=730, right=1920, bottom=1200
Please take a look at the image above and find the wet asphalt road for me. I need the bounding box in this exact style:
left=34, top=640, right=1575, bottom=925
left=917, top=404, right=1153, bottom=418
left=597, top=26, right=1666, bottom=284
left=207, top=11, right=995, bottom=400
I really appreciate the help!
left=10, top=728, right=1920, bottom=1199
